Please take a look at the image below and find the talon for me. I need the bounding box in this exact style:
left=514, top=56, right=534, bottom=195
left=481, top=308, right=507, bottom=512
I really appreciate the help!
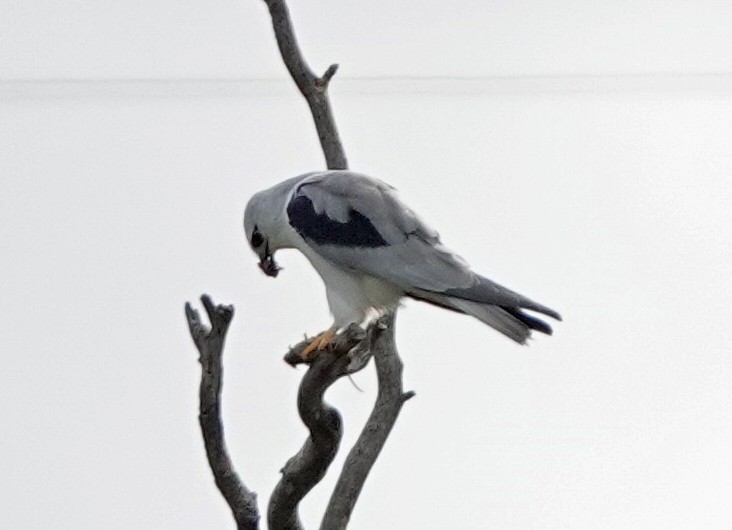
left=301, top=327, right=337, bottom=360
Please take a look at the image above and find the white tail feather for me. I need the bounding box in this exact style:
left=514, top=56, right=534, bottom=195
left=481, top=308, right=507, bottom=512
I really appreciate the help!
left=449, top=299, right=531, bottom=344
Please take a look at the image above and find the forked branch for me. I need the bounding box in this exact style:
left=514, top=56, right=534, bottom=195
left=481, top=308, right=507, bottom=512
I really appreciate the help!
left=268, top=325, right=371, bottom=530
left=321, top=314, right=415, bottom=530
left=185, top=295, right=260, bottom=530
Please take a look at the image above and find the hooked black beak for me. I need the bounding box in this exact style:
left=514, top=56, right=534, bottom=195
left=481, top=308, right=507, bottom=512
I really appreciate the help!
left=258, top=245, right=281, bottom=278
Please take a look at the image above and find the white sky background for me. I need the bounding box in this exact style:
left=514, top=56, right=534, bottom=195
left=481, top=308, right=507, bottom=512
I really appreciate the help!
left=1, top=1, right=732, bottom=529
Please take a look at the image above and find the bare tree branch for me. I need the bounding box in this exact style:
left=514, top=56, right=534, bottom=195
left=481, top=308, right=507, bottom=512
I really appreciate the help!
left=320, top=313, right=415, bottom=530
left=185, top=295, right=260, bottom=530
left=268, top=325, right=371, bottom=530
left=263, top=0, right=348, bottom=170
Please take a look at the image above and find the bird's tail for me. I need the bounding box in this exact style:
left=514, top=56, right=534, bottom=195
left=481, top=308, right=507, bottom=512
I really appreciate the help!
left=407, top=279, right=561, bottom=345
left=448, top=299, right=549, bottom=344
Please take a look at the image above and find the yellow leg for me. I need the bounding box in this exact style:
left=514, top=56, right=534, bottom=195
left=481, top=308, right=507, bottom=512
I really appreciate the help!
left=300, top=327, right=337, bottom=359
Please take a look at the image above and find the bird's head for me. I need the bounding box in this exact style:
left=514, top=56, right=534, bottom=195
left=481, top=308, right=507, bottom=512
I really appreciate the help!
left=244, top=188, right=284, bottom=278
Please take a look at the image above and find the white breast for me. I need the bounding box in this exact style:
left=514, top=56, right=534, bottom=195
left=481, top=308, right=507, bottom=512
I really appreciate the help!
left=291, top=235, right=402, bottom=328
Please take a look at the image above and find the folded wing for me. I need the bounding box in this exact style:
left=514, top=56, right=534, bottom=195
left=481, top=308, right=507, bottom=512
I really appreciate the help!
left=286, top=171, right=561, bottom=343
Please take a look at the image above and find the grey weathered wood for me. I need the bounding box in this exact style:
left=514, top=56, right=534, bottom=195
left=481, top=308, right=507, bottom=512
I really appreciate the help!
left=320, top=313, right=415, bottom=530
left=263, top=0, right=348, bottom=170
left=268, top=326, right=370, bottom=530
left=185, top=295, right=260, bottom=530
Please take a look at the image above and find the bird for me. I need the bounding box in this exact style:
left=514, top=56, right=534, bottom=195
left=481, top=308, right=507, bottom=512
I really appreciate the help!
left=244, top=170, right=561, bottom=357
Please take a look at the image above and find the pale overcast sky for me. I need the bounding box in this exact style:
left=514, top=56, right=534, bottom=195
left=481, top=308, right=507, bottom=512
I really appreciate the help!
left=2, top=0, right=732, bottom=79
left=2, top=2, right=732, bottom=529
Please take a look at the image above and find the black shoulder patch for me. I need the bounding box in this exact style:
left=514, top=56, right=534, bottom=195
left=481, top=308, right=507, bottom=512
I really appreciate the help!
left=287, top=194, right=388, bottom=247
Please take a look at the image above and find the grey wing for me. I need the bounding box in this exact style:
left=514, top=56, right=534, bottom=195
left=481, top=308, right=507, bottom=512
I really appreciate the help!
left=286, top=171, right=467, bottom=287
left=287, top=171, right=560, bottom=342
